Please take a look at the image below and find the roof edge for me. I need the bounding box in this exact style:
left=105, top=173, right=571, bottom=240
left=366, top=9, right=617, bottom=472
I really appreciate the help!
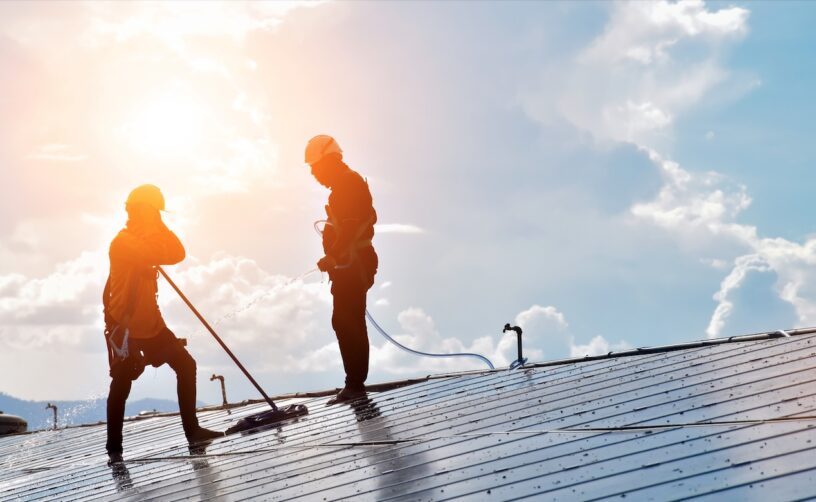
left=523, top=325, right=816, bottom=370
left=13, top=326, right=816, bottom=435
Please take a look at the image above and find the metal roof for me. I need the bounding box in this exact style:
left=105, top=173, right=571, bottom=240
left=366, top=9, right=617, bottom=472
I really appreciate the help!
left=3, top=330, right=816, bottom=501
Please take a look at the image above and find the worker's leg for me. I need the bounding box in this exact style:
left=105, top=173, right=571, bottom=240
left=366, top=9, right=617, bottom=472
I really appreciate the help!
left=166, top=346, right=200, bottom=436
left=332, top=275, right=370, bottom=391
left=140, top=328, right=201, bottom=436
left=106, top=374, right=133, bottom=454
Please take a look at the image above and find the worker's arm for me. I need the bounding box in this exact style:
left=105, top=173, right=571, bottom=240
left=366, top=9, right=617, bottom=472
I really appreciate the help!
left=317, top=221, right=358, bottom=272
left=111, top=223, right=186, bottom=267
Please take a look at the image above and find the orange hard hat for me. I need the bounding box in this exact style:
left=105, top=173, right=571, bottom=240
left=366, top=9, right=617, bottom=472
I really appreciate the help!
left=305, top=135, right=342, bottom=165
left=126, top=184, right=165, bottom=211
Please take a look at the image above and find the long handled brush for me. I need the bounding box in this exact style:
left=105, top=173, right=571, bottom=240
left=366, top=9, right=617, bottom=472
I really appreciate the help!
left=157, top=266, right=308, bottom=434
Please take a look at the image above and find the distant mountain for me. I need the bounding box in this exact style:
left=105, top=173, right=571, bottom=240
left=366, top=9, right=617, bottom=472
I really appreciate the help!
left=0, top=392, right=204, bottom=431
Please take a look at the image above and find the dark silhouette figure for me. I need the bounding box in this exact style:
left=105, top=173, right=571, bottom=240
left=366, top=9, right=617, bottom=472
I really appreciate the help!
left=103, top=184, right=222, bottom=462
left=305, top=136, right=378, bottom=404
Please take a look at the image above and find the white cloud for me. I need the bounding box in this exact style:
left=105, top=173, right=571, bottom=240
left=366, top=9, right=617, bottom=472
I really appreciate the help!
left=570, top=335, right=632, bottom=358
left=540, top=2, right=804, bottom=340
left=85, top=1, right=311, bottom=47
left=627, top=145, right=816, bottom=337
left=0, top=249, right=336, bottom=397
left=532, top=0, right=749, bottom=149
left=0, top=250, right=106, bottom=351
left=176, top=295, right=622, bottom=383
left=630, top=148, right=753, bottom=242
left=365, top=304, right=631, bottom=375
left=161, top=253, right=335, bottom=374
left=630, top=150, right=816, bottom=338
left=365, top=307, right=503, bottom=374
left=515, top=304, right=568, bottom=331
left=511, top=305, right=634, bottom=360
left=192, top=137, right=280, bottom=193
left=553, top=2, right=806, bottom=339
left=507, top=304, right=569, bottom=364
left=27, top=144, right=87, bottom=163
left=706, top=254, right=770, bottom=338
left=0, top=251, right=108, bottom=400
left=520, top=3, right=760, bottom=346
left=752, top=239, right=816, bottom=328
left=581, top=0, right=748, bottom=67
left=701, top=257, right=729, bottom=270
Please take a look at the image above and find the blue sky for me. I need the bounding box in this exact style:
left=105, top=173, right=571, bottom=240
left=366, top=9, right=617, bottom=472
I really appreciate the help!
left=675, top=2, right=816, bottom=242
left=1, top=1, right=815, bottom=408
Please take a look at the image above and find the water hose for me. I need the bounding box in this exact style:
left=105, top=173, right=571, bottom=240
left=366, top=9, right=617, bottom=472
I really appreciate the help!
left=314, top=220, right=494, bottom=370
left=365, top=309, right=494, bottom=370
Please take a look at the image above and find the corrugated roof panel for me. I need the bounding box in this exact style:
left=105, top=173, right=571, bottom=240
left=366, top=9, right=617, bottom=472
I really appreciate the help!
left=1, top=333, right=816, bottom=500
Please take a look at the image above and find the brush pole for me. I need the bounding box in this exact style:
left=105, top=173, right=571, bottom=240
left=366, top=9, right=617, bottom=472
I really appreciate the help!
left=158, top=266, right=278, bottom=411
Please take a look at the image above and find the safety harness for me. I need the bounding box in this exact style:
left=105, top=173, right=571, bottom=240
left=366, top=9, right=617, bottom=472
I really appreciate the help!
left=324, top=175, right=377, bottom=274
left=324, top=204, right=375, bottom=270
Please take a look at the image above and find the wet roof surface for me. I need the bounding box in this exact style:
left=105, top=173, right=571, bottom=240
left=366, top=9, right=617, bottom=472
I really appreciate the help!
left=3, top=332, right=816, bottom=501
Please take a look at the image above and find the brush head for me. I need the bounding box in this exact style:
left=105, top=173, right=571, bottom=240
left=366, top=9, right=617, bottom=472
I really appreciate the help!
left=225, top=404, right=309, bottom=435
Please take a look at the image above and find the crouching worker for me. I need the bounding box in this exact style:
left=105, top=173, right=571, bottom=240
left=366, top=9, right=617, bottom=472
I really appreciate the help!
left=103, top=184, right=222, bottom=463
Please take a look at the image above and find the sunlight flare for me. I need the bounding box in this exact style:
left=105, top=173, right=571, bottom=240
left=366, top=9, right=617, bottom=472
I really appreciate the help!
left=120, top=91, right=208, bottom=158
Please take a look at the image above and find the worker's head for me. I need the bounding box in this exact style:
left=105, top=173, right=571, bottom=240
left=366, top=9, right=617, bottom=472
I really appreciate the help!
left=305, top=135, right=344, bottom=188
left=125, top=184, right=164, bottom=227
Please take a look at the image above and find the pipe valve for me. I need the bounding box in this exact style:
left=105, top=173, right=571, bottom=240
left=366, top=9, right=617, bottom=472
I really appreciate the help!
left=503, top=324, right=527, bottom=369
left=45, top=403, right=58, bottom=429
left=210, top=374, right=229, bottom=412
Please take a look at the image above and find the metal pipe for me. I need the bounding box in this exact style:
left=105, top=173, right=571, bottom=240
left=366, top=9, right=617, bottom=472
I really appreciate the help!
left=516, top=329, right=523, bottom=362
left=210, top=374, right=229, bottom=409
left=45, top=403, right=57, bottom=429
left=503, top=324, right=526, bottom=369
left=157, top=266, right=278, bottom=412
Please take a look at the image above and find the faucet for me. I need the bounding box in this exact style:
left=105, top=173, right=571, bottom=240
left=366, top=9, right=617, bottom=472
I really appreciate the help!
left=503, top=324, right=527, bottom=369
left=210, top=374, right=229, bottom=412
left=45, top=403, right=58, bottom=429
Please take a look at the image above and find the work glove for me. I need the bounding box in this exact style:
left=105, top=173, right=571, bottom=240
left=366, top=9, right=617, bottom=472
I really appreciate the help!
left=317, top=255, right=337, bottom=272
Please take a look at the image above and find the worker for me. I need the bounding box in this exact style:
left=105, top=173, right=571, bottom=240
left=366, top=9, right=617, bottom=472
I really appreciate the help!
left=103, top=184, right=222, bottom=463
left=305, top=135, right=378, bottom=405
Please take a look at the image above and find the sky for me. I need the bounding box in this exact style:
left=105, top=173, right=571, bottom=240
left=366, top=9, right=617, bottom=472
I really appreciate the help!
left=2, top=0, right=816, bottom=406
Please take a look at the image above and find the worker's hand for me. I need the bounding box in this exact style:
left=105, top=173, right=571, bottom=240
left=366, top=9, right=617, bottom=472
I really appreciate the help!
left=134, top=203, right=161, bottom=226
left=129, top=203, right=164, bottom=235
left=317, top=255, right=336, bottom=272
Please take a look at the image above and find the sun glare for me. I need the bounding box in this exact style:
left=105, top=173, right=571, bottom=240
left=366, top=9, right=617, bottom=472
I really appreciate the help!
left=121, top=92, right=208, bottom=158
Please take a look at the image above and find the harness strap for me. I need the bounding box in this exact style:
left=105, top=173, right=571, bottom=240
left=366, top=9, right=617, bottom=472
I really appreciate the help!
left=325, top=205, right=375, bottom=248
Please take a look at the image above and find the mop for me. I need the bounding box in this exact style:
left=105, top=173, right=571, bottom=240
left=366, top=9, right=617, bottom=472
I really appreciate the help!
left=158, top=267, right=308, bottom=435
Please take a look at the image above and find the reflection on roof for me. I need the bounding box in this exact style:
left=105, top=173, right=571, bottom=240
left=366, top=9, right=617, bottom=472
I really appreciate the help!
left=3, top=330, right=816, bottom=500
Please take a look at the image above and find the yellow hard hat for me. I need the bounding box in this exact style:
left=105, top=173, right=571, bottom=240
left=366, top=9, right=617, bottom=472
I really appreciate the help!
left=126, top=184, right=165, bottom=211
left=305, top=135, right=342, bottom=165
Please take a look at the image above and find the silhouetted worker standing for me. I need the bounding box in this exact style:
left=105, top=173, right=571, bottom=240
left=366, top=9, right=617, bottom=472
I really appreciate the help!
left=305, top=135, right=378, bottom=404
left=103, top=184, right=222, bottom=463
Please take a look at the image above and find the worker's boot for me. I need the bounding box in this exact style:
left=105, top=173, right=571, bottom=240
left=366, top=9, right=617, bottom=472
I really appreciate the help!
left=107, top=452, right=124, bottom=466
left=326, top=386, right=367, bottom=406
left=186, top=426, right=224, bottom=445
